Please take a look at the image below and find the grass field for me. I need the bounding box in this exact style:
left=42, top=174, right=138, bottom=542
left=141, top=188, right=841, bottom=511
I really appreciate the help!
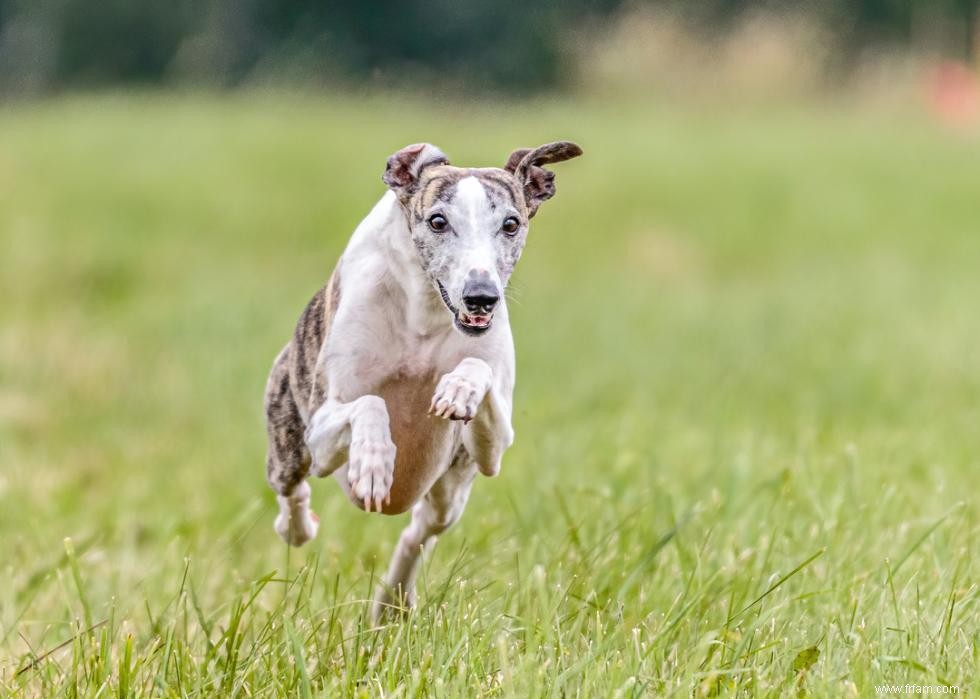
left=1, top=93, right=978, bottom=696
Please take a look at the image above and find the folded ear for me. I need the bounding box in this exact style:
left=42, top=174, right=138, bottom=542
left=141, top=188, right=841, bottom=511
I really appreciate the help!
left=383, top=143, right=449, bottom=200
left=504, top=141, right=583, bottom=218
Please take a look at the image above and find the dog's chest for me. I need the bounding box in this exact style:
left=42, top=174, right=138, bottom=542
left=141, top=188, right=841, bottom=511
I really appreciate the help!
left=372, top=367, right=461, bottom=513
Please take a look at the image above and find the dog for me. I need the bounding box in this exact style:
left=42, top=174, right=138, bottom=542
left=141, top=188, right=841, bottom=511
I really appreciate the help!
left=263, top=140, right=582, bottom=619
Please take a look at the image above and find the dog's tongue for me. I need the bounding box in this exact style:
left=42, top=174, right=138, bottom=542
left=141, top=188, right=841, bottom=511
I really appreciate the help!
left=461, top=312, right=491, bottom=328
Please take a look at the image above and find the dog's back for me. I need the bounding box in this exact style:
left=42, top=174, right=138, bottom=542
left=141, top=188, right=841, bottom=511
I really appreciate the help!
left=263, top=266, right=340, bottom=496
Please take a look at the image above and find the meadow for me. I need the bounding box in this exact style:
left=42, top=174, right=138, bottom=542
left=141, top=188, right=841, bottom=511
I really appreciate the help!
left=1, top=93, right=978, bottom=696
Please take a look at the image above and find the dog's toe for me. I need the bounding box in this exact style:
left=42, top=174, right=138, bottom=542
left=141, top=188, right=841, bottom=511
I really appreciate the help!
left=348, top=437, right=396, bottom=513
left=430, top=375, right=482, bottom=422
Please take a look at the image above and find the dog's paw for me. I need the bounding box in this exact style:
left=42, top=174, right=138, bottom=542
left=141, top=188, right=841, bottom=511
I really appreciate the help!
left=429, top=359, right=492, bottom=422
left=347, top=430, right=396, bottom=513
left=274, top=508, right=319, bottom=547
left=371, top=584, right=414, bottom=624
left=274, top=482, right=320, bottom=547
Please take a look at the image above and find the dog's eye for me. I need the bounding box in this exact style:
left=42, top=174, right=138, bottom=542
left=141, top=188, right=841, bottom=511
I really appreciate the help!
left=427, top=214, right=448, bottom=232
left=501, top=216, right=520, bottom=235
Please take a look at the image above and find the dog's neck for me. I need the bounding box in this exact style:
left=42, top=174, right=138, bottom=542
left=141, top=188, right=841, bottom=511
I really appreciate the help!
left=367, top=192, right=452, bottom=338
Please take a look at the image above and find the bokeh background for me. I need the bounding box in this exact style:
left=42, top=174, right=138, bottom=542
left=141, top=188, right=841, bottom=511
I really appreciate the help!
left=1, top=0, right=979, bottom=98
left=2, top=2, right=979, bottom=696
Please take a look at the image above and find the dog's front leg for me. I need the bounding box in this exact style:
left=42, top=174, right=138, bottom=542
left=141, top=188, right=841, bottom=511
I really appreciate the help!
left=304, top=395, right=396, bottom=512
left=430, top=358, right=514, bottom=477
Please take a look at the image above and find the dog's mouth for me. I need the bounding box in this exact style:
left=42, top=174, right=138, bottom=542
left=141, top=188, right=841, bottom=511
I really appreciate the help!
left=437, top=281, right=493, bottom=336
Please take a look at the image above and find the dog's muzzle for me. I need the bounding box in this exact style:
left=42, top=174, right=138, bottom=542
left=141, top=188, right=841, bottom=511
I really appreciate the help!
left=437, top=280, right=498, bottom=336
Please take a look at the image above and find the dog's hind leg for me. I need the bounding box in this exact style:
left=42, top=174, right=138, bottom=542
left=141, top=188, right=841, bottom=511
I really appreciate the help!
left=372, top=450, right=476, bottom=622
left=265, top=347, right=320, bottom=546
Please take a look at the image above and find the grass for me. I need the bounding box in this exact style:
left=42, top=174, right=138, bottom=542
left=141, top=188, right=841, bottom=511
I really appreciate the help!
left=1, top=92, right=978, bottom=696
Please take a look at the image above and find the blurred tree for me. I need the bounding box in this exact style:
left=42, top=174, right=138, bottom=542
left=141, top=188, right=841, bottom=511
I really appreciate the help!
left=0, top=0, right=976, bottom=96
left=55, top=0, right=197, bottom=85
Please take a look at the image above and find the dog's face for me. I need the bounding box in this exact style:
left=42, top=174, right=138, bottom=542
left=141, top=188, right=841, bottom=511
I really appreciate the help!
left=384, top=142, right=582, bottom=336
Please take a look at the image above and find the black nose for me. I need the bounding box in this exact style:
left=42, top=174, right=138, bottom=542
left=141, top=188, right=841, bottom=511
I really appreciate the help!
left=461, top=279, right=500, bottom=314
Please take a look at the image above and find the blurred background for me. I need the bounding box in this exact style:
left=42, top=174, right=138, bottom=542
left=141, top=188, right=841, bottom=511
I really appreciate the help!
left=0, top=0, right=978, bottom=105
left=2, top=1, right=979, bottom=694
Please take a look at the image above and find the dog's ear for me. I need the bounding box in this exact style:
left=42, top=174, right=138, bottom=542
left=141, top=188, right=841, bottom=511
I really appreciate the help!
left=383, top=143, right=449, bottom=200
left=504, top=141, right=583, bottom=218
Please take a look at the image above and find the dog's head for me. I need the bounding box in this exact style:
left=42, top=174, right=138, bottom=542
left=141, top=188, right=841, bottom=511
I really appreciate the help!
left=383, top=141, right=582, bottom=336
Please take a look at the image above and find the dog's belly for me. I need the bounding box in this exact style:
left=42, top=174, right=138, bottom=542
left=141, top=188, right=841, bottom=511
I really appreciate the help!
left=340, top=373, right=461, bottom=515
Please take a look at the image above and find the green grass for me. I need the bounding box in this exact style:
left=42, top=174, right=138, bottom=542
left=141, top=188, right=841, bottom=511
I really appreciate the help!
left=1, top=93, right=978, bottom=696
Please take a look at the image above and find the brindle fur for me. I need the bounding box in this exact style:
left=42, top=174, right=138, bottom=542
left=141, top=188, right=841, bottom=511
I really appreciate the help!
left=264, top=267, right=341, bottom=496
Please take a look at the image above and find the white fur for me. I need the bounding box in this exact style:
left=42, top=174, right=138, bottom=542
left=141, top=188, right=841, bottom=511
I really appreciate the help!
left=278, top=186, right=516, bottom=620
left=274, top=481, right=319, bottom=546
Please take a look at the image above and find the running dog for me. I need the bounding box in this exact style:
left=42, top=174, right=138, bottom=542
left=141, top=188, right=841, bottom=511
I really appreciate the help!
left=263, top=140, right=582, bottom=619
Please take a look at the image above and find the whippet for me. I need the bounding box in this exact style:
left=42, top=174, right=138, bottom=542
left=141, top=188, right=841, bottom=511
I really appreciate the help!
left=263, top=141, right=582, bottom=618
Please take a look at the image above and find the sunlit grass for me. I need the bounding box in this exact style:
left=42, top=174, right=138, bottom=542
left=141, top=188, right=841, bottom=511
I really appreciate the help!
left=1, top=93, right=978, bottom=696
